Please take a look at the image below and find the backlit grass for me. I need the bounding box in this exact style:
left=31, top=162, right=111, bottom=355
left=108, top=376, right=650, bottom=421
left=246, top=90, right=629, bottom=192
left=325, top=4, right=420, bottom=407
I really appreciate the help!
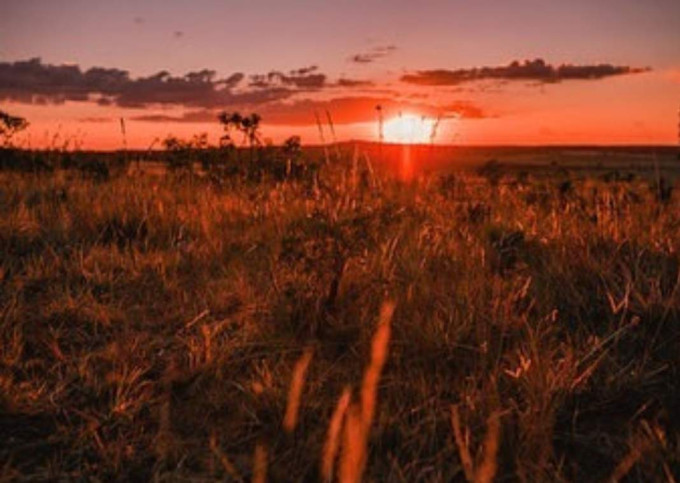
left=0, top=155, right=678, bottom=481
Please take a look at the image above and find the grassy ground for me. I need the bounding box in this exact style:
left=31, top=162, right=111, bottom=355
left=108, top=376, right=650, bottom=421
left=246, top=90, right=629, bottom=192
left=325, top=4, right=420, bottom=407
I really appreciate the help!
left=1, top=155, right=679, bottom=481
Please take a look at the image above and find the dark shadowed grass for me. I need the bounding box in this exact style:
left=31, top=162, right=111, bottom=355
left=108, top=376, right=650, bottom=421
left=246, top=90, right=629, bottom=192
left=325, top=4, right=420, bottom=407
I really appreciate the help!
left=0, top=158, right=679, bottom=481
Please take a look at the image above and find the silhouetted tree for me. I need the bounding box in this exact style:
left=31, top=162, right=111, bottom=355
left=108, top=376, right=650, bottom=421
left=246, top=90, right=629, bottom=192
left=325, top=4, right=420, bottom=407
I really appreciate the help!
left=218, top=112, right=262, bottom=162
left=282, top=135, right=302, bottom=158
left=241, top=113, right=262, bottom=148
left=218, top=112, right=240, bottom=147
left=0, top=110, right=29, bottom=147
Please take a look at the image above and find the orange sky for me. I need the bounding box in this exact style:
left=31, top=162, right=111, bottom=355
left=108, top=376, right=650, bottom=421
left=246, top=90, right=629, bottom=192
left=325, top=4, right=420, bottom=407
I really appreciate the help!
left=2, top=0, right=679, bottom=149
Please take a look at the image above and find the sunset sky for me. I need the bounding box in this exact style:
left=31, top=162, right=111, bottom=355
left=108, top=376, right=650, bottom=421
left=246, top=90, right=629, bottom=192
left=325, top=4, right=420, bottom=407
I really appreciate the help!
left=2, top=0, right=680, bottom=149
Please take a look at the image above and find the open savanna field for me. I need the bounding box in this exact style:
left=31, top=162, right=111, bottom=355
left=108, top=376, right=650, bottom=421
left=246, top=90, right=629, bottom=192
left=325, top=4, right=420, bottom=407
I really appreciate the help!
left=1, top=146, right=679, bottom=481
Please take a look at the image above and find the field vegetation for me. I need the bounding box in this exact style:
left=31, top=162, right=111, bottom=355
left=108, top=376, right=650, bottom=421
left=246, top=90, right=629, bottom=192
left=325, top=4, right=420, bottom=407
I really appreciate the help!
left=1, top=111, right=679, bottom=481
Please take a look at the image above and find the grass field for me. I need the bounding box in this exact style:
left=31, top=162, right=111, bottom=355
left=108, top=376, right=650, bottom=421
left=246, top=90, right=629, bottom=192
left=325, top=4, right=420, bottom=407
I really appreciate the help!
left=1, top=146, right=679, bottom=481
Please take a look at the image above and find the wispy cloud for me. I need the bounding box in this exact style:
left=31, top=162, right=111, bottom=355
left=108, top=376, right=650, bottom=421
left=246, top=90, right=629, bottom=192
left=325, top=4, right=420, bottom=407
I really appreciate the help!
left=131, top=110, right=217, bottom=123
left=349, top=45, right=397, bottom=64
left=401, top=58, right=650, bottom=86
left=78, top=116, right=115, bottom=123
left=249, top=66, right=327, bottom=89
left=335, top=78, right=374, bottom=88
left=441, top=101, right=486, bottom=119
left=130, top=95, right=487, bottom=126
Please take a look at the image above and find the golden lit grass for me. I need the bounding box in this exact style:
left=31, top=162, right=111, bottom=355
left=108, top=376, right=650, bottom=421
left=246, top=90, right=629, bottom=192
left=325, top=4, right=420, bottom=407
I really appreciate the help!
left=283, top=346, right=314, bottom=433
left=0, top=162, right=679, bottom=481
left=360, top=300, right=395, bottom=428
left=451, top=405, right=502, bottom=483
left=476, top=412, right=501, bottom=483
left=321, top=386, right=351, bottom=481
left=337, top=300, right=395, bottom=483
left=252, top=442, right=268, bottom=483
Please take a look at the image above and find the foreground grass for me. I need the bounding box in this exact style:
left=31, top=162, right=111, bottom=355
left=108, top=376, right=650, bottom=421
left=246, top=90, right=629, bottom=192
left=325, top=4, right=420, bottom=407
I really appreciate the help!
left=0, top=161, right=679, bottom=481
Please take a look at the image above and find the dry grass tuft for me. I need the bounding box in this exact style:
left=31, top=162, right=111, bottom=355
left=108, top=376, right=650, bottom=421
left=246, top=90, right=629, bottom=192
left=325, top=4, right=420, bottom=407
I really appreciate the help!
left=283, top=346, right=314, bottom=433
left=451, top=404, right=475, bottom=482
left=321, top=386, right=351, bottom=482
left=476, top=411, right=502, bottom=483
left=337, top=299, right=396, bottom=483
left=252, top=442, right=268, bottom=483
left=360, top=300, right=395, bottom=428
left=339, top=403, right=367, bottom=483
left=451, top=405, right=503, bottom=483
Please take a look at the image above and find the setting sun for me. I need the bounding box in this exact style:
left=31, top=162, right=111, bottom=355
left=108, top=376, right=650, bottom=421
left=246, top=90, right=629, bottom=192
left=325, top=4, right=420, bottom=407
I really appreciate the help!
left=382, top=114, right=436, bottom=144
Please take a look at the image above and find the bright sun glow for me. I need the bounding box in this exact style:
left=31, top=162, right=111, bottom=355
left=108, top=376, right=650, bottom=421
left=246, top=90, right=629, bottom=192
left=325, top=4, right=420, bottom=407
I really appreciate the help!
left=382, top=114, right=436, bottom=144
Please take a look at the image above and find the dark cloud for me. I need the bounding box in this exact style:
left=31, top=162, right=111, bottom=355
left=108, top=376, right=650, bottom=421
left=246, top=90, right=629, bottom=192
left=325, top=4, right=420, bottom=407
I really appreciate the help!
left=290, top=66, right=319, bottom=76
left=0, top=58, right=489, bottom=127
left=0, top=58, right=305, bottom=109
left=401, top=58, right=650, bottom=86
left=222, top=72, right=245, bottom=88
left=350, top=45, right=397, bottom=64
left=335, top=78, right=374, bottom=88
left=0, top=58, right=128, bottom=104
left=173, top=31, right=184, bottom=39
left=249, top=66, right=326, bottom=89
left=133, top=16, right=145, bottom=25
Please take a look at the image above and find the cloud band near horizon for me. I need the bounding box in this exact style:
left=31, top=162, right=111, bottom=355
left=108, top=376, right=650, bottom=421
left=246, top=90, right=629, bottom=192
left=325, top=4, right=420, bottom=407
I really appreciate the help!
left=0, top=57, right=651, bottom=126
